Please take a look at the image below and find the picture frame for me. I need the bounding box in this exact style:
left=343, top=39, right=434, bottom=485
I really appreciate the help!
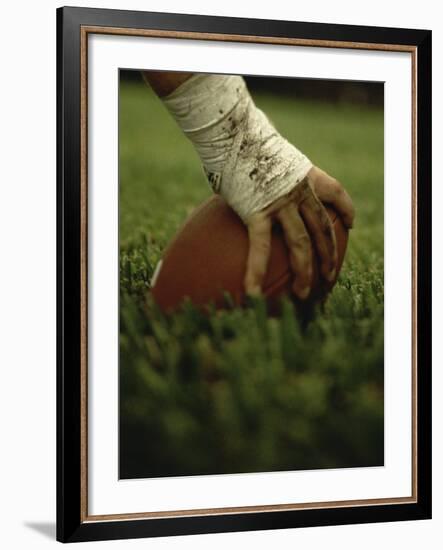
left=57, top=6, right=432, bottom=543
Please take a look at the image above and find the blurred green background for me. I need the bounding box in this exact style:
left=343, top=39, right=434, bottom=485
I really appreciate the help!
left=119, top=71, right=384, bottom=479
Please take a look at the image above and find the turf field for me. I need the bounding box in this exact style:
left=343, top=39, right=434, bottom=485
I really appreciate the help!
left=119, top=76, right=384, bottom=479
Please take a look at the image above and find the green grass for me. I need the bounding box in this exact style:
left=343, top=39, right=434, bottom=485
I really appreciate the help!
left=119, top=78, right=384, bottom=479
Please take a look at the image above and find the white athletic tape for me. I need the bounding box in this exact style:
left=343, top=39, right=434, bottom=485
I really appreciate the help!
left=162, top=74, right=312, bottom=222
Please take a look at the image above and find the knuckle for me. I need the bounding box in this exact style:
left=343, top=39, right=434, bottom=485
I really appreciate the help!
left=249, top=212, right=269, bottom=229
left=256, top=239, right=271, bottom=253
left=294, top=251, right=311, bottom=275
left=332, top=178, right=345, bottom=196
left=289, top=232, right=310, bottom=251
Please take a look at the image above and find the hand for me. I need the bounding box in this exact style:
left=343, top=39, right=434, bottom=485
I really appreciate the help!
left=244, top=166, right=355, bottom=300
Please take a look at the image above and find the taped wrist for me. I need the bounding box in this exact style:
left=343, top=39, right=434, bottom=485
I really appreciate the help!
left=162, top=74, right=313, bottom=222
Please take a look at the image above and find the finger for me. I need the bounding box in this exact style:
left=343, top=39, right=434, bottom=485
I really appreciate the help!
left=244, top=214, right=272, bottom=296
left=309, top=168, right=355, bottom=228
left=277, top=203, right=312, bottom=300
left=299, top=194, right=338, bottom=283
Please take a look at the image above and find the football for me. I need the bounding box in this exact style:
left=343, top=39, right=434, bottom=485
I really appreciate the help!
left=151, top=195, right=348, bottom=313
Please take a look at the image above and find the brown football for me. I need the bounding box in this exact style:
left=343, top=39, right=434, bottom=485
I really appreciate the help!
left=151, top=195, right=348, bottom=313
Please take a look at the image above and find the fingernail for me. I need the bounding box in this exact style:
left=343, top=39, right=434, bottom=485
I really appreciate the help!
left=297, top=286, right=310, bottom=300
left=247, top=286, right=262, bottom=297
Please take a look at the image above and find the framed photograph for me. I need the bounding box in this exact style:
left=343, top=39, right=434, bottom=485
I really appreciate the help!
left=57, top=6, right=432, bottom=543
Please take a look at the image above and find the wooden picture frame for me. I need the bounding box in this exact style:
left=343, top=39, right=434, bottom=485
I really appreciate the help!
left=57, top=6, right=432, bottom=543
